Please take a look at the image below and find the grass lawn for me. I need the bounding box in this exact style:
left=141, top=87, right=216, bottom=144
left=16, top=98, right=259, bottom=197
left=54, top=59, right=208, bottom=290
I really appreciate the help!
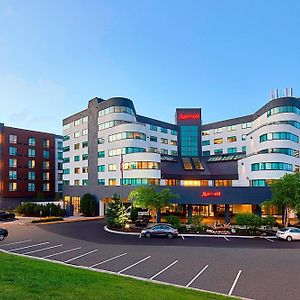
left=0, top=251, right=236, bottom=300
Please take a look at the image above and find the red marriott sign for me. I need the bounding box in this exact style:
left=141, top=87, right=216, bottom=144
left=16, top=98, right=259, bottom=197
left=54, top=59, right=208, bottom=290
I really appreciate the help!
left=201, top=191, right=222, bottom=197
left=178, top=113, right=200, bottom=121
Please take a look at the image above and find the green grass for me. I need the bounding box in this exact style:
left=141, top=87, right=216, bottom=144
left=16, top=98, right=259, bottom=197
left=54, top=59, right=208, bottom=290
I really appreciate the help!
left=0, top=252, right=235, bottom=300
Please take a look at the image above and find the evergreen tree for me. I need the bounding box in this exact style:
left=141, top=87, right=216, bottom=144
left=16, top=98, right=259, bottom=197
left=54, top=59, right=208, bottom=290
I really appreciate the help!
left=105, top=194, right=128, bottom=228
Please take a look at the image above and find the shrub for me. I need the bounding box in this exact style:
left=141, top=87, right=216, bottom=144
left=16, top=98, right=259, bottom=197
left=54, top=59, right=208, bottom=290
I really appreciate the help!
left=105, top=194, right=128, bottom=228
left=130, top=207, right=139, bottom=223
left=80, top=193, right=97, bottom=216
left=16, top=202, right=65, bottom=217
left=235, top=213, right=262, bottom=232
left=32, top=217, right=64, bottom=223
left=262, top=215, right=277, bottom=230
left=166, top=215, right=181, bottom=229
left=191, top=215, right=204, bottom=231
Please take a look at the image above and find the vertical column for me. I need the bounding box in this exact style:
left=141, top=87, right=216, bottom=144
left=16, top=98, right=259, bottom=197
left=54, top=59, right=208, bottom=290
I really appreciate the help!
left=188, top=204, right=192, bottom=224
left=225, top=204, right=230, bottom=224
left=255, top=205, right=262, bottom=217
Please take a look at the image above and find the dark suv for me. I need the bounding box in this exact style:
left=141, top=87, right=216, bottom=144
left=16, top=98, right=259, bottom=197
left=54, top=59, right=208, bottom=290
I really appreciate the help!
left=0, top=211, right=15, bottom=221
left=0, top=228, right=8, bottom=241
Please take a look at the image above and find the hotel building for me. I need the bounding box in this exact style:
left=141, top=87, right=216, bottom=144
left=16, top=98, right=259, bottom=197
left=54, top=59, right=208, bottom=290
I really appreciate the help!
left=62, top=92, right=300, bottom=222
left=0, top=123, right=63, bottom=209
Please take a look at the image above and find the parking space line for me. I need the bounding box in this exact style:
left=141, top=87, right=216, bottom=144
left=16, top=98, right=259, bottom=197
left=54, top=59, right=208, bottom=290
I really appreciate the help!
left=186, top=265, right=208, bottom=287
left=223, top=237, right=230, bottom=242
left=181, top=235, right=185, bottom=240
left=118, top=256, right=151, bottom=274
left=264, top=237, right=274, bottom=243
left=8, top=242, right=49, bottom=252
left=64, top=249, right=98, bottom=263
left=23, top=244, right=63, bottom=255
left=0, top=239, right=32, bottom=247
left=90, top=253, right=127, bottom=268
left=42, top=247, right=82, bottom=259
left=228, top=270, right=242, bottom=296
left=150, top=260, right=178, bottom=280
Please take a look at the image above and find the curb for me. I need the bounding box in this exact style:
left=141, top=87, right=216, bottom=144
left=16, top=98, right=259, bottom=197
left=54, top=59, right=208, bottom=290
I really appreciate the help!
left=0, top=249, right=249, bottom=300
left=35, top=217, right=105, bottom=225
left=104, top=226, right=278, bottom=239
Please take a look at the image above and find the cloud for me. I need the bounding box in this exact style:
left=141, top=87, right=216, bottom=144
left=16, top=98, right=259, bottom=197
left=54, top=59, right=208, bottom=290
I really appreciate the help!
left=0, top=74, right=67, bottom=134
left=4, top=5, right=15, bottom=17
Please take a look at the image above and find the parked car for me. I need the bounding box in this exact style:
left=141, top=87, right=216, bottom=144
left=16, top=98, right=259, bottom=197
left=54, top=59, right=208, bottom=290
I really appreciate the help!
left=0, top=228, right=8, bottom=241
left=141, top=224, right=178, bottom=239
left=135, top=215, right=150, bottom=227
left=0, top=211, right=15, bottom=220
left=276, top=227, right=300, bottom=242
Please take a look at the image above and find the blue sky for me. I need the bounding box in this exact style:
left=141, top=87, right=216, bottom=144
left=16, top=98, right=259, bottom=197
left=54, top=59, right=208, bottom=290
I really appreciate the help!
left=0, top=0, right=299, bottom=134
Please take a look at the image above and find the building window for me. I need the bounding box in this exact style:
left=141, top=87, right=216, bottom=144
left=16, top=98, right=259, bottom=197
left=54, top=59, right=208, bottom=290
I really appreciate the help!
left=43, top=139, right=50, bottom=148
left=28, top=171, right=35, bottom=180
left=43, top=161, right=50, bottom=170
left=98, top=165, right=105, bottom=172
left=214, top=149, right=223, bottom=155
left=150, top=125, right=157, bottom=131
left=28, top=183, right=35, bottom=191
left=9, top=182, right=17, bottom=191
left=82, top=167, right=88, bottom=173
left=150, top=136, right=157, bottom=142
left=214, top=138, right=223, bottom=144
left=82, top=154, right=89, bottom=160
left=215, top=180, right=232, bottom=187
left=242, top=134, right=247, bottom=141
left=82, top=129, right=88, bottom=136
left=227, top=125, right=236, bottom=132
left=63, top=169, right=70, bottom=175
left=161, top=149, right=168, bottom=155
left=161, top=127, right=168, bottom=134
left=9, top=158, right=17, bottom=168
left=202, top=130, right=210, bottom=136
left=9, top=135, right=17, bottom=144
left=82, top=141, right=88, bottom=148
left=98, top=179, right=105, bottom=185
left=267, top=106, right=300, bottom=117
left=227, top=147, right=237, bottom=154
left=202, top=150, right=210, bottom=156
left=63, top=135, right=70, bottom=141
left=28, top=160, right=35, bottom=168
left=28, top=137, right=36, bottom=146
left=98, top=151, right=105, bottom=158
left=294, top=165, right=300, bottom=172
left=98, top=106, right=134, bottom=117
left=202, top=140, right=210, bottom=146
left=108, top=178, right=116, bottom=186
left=161, top=138, right=168, bottom=144
left=74, top=167, right=80, bottom=174
left=181, top=125, right=198, bottom=157
left=82, top=179, right=89, bottom=186
left=260, top=132, right=299, bottom=143
left=43, top=150, right=50, bottom=159
left=43, top=172, right=50, bottom=180
left=98, top=120, right=128, bottom=131
left=242, top=146, right=247, bottom=153
left=9, top=171, right=17, bottom=180
left=28, top=149, right=36, bottom=157
left=149, top=147, right=158, bottom=153
left=242, top=122, right=252, bottom=129
left=121, top=178, right=160, bottom=186
left=57, top=141, right=63, bottom=150
left=108, top=131, right=146, bottom=142
left=74, top=180, right=80, bottom=186
left=251, top=162, right=293, bottom=171
left=108, top=164, right=117, bottom=171
left=63, top=180, right=70, bottom=186
left=108, top=147, right=146, bottom=157
left=171, top=150, right=178, bottom=156
left=57, top=152, right=63, bottom=160
left=43, top=183, right=50, bottom=191
left=123, top=161, right=160, bottom=170
left=214, top=128, right=222, bottom=134
left=74, top=119, right=81, bottom=126
left=74, top=143, right=80, bottom=150
left=170, top=140, right=177, bottom=146
left=82, top=116, right=88, bottom=123
left=74, top=155, right=80, bottom=162
left=74, top=131, right=80, bottom=138
left=63, top=157, right=70, bottom=163
left=171, top=130, right=177, bottom=135
left=98, top=138, right=105, bottom=144
left=63, top=146, right=70, bottom=152
left=9, top=146, right=17, bottom=156
left=227, top=136, right=237, bottom=143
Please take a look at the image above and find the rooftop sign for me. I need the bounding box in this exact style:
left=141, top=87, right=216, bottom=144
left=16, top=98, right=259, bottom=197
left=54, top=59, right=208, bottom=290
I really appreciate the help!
left=178, top=113, right=200, bottom=121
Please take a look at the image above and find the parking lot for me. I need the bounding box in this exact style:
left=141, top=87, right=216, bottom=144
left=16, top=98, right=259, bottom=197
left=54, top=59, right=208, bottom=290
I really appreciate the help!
left=1, top=220, right=300, bottom=300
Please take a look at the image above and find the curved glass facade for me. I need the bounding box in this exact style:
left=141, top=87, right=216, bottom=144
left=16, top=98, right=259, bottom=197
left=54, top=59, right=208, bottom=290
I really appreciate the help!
left=260, top=132, right=299, bottom=143
left=258, top=148, right=299, bottom=158
left=267, top=106, right=300, bottom=117
left=108, top=131, right=146, bottom=142
left=98, top=120, right=129, bottom=131
left=251, top=162, right=293, bottom=171
left=99, top=105, right=134, bottom=117
left=123, top=161, right=160, bottom=170
left=108, top=147, right=146, bottom=157
left=121, top=178, right=160, bottom=186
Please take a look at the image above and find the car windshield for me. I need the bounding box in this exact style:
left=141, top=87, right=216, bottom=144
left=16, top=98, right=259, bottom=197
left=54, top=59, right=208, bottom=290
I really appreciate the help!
left=280, top=228, right=290, bottom=232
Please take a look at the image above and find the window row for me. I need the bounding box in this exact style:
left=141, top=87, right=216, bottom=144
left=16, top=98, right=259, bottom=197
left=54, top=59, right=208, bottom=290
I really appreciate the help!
left=258, top=148, right=299, bottom=158
left=260, top=132, right=299, bottom=143
left=8, top=159, right=49, bottom=169
left=63, top=141, right=88, bottom=152
left=74, top=129, right=88, bottom=138
left=73, top=116, right=88, bottom=127
left=98, top=120, right=129, bottom=131
left=149, top=125, right=176, bottom=135
left=8, top=182, right=50, bottom=192
left=108, top=147, right=146, bottom=157
left=202, top=123, right=252, bottom=136
left=267, top=106, right=300, bottom=117
left=98, top=106, right=134, bottom=117
left=202, top=146, right=246, bottom=156
left=108, top=131, right=146, bottom=142
left=8, top=147, right=50, bottom=158
left=8, top=136, right=50, bottom=147
left=251, top=162, right=293, bottom=171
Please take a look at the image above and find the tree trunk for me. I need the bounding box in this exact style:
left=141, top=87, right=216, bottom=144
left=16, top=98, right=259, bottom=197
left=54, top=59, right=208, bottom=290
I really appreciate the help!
left=284, top=207, right=290, bottom=228
left=156, top=209, right=161, bottom=223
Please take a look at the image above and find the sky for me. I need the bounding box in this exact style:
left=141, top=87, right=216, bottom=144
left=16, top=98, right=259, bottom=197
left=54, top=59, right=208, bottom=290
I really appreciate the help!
left=0, top=0, right=300, bottom=135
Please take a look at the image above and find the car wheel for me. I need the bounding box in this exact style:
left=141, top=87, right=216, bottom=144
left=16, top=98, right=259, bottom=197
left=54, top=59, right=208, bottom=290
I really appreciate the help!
left=145, top=232, right=151, bottom=238
left=286, top=236, right=292, bottom=242
left=167, top=233, right=173, bottom=239
left=0, top=234, right=4, bottom=241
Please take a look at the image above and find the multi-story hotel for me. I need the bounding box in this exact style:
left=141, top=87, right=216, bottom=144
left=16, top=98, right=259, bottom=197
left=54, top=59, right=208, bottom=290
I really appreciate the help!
left=0, top=123, right=63, bottom=209
left=62, top=91, right=300, bottom=222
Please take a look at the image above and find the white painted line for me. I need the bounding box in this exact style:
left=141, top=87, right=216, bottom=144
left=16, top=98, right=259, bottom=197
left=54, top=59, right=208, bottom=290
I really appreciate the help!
left=64, top=249, right=98, bottom=263
left=8, top=242, right=49, bottom=252
left=150, top=260, right=178, bottom=280
left=186, top=265, right=208, bottom=287
left=139, top=234, right=142, bottom=239
left=118, top=256, right=151, bottom=274
left=23, top=244, right=63, bottom=255
left=228, top=270, right=242, bottom=296
left=224, top=236, right=230, bottom=242
left=42, top=247, right=82, bottom=259
left=264, top=237, right=274, bottom=243
left=181, top=235, right=185, bottom=240
left=0, top=239, right=32, bottom=247
left=90, top=253, right=127, bottom=268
